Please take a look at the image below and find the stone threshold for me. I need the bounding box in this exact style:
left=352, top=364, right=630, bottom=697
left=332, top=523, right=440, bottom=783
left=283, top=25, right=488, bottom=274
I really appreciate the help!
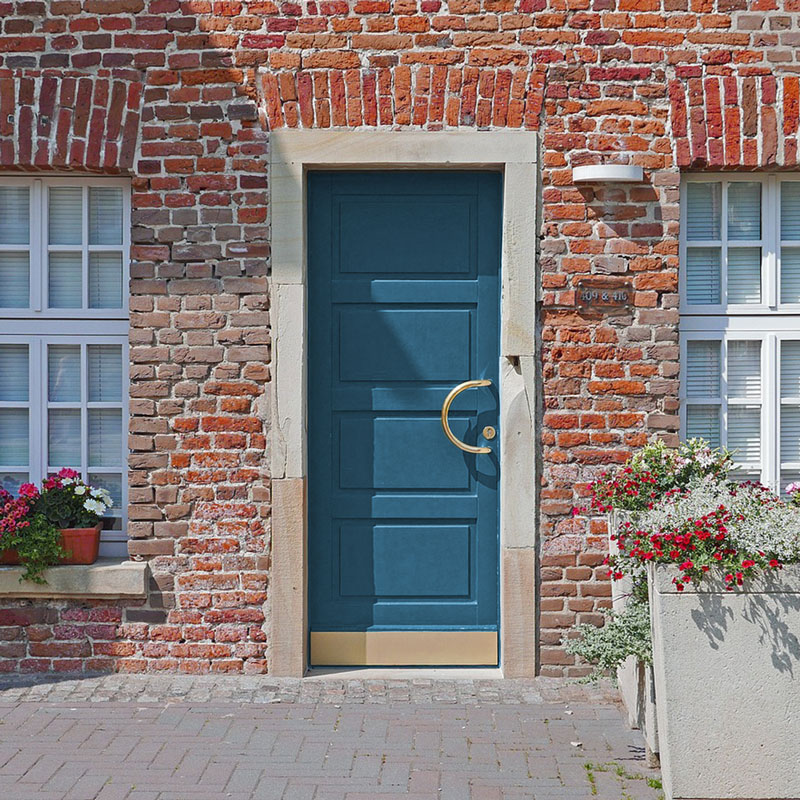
left=0, top=559, right=148, bottom=599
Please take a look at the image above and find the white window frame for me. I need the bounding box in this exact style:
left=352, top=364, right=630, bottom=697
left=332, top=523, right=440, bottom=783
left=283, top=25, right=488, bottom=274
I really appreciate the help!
left=0, top=176, right=130, bottom=557
left=681, top=174, right=800, bottom=495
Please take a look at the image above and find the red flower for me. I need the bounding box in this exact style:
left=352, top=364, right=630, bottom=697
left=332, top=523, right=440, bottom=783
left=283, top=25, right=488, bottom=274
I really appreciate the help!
left=679, top=560, right=693, bottom=571
left=741, top=559, right=756, bottom=570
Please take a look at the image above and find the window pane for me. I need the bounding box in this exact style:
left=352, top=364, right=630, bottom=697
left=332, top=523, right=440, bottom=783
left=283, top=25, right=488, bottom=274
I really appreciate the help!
left=0, top=472, right=28, bottom=496
left=88, top=472, right=122, bottom=508
left=0, top=252, right=30, bottom=308
left=781, top=406, right=800, bottom=463
left=728, top=340, right=761, bottom=400
left=730, top=469, right=761, bottom=485
left=781, top=341, right=800, bottom=399
left=48, top=344, right=81, bottom=402
left=49, top=252, right=82, bottom=308
left=727, top=247, right=761, bottom=304
left=686, top=340, right=720, bottom=397
left=728, top=406, right=761, bottom=465
left=88, top=409, right=122, bottom=467
left=48, top=408, right=81, bottom=468
left=0, top=186, right=30, bottom=245
left=686, top=182, right=721, bottom=240
left=0, top=344, right=28, bottom=402
left=781, top=469, right=800, bottom=498
left=89, top=187, right=123, bottom=245
left=89, top=252, right=123, bottom=309
left=686, top=405, right=720, bottom=447
left=781, top=182, right=800, bottom=240
left=727, top=182, right=761, bottom=240
left=781, top=247, right=800, bottom=303
left=48, top=186, right=82, bottom=245
left=0, top=408, right=29, bottom=465
left=686, top=247, right=721, bottom=304
left=88, top=345, right=122, bottom=402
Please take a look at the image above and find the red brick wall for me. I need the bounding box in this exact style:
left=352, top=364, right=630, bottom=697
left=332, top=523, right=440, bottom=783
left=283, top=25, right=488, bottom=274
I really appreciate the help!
left=0, top=0, right=797, bottom=675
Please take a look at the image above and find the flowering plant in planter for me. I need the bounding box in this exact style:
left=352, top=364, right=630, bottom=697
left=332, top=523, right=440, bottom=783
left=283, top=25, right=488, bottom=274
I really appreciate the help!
left=0, top=469, right=114, bottom=583
left=34, top=468, right=113, bottom=529
left=0, top=483, right=65, bottom=584
left=568, top=439, right=798, bottom=684
left=610, top=477, right=800, bottom=593
left=587, top=439, right=733, bottom=514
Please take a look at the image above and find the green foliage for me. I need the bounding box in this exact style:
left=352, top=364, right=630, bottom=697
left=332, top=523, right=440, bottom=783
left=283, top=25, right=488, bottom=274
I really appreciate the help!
left=564, top=598, right=652, bottom=684
left=34, top=484, right=100, bottom=529
left=3, top=513, right=66, bottom=584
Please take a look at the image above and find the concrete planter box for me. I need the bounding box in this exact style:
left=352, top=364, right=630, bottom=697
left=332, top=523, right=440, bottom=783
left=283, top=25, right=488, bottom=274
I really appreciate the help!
left=609, top=511, right=659, bottom=762
left=649, top=563, right=800, bottom=800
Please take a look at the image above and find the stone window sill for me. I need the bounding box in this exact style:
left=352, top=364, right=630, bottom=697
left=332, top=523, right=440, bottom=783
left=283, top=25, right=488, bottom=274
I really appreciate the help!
left=0, top=559, right=148, bottom=599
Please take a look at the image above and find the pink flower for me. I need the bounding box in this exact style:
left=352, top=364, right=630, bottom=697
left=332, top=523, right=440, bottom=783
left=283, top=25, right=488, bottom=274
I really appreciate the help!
left=57, top=467, right=79, bottom=480
left=18, top=483, right=38, bottom=499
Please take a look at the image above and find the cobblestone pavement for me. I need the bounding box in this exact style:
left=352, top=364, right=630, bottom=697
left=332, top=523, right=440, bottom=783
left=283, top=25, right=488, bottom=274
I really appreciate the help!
left=0, top=675, right=663, bottom=800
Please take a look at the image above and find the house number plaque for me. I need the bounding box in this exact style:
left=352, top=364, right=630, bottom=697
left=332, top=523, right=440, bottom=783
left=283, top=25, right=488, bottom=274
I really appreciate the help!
left=575, top=278, right=633, bottom=310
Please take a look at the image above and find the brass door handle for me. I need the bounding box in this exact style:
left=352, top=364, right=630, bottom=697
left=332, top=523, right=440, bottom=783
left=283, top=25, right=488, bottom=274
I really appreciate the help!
left=440, top=379, right=492, bottom=454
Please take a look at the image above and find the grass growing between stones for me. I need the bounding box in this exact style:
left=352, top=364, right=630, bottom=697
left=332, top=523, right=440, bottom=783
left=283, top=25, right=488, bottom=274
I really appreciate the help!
left=584, top=760, right=663, bottom=799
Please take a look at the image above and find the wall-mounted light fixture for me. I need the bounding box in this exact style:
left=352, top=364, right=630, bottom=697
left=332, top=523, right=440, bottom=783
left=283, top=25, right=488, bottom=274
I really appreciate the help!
left=572, top=165, right=644, bottom=184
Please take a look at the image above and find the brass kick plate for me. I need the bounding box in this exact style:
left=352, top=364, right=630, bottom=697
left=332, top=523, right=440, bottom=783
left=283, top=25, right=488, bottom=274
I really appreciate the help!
left=310, top=631, right=498, bottom=666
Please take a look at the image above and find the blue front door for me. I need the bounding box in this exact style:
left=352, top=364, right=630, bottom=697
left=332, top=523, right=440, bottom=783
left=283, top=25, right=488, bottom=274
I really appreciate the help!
left=308, top=170, right=501, bottom=666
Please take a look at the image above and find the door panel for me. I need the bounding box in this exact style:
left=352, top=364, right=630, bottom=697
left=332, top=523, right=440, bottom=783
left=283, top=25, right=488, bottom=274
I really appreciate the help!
left=308, top=170, right=502, bottom=665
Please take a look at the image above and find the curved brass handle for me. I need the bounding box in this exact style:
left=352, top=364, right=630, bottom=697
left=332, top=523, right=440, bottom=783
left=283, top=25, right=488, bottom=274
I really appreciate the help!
left=441, top=379, right=492, bottom=454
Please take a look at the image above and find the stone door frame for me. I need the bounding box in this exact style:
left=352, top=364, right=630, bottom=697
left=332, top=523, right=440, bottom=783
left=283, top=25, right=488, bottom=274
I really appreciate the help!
left=268, top=129, right=539, bottom=677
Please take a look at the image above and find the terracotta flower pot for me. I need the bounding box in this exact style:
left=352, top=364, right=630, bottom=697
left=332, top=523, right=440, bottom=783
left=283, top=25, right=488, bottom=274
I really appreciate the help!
left=0, top=548, right=20, bottom=565
left=58, top=525, right=102, bottom=565
left=0, top=524, right=101, bottom=567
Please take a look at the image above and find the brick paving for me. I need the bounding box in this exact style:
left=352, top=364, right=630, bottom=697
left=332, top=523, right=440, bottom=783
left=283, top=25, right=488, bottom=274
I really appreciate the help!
left=0, top=675, right=662, bottom=799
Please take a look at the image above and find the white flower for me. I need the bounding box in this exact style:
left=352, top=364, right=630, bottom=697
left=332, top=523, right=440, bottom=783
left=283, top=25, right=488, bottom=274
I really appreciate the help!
left=74, top=485, right=87, bottom=495
left=83, top=498, right=105, bottom=515
left=62, top=477, right=75, bottom=486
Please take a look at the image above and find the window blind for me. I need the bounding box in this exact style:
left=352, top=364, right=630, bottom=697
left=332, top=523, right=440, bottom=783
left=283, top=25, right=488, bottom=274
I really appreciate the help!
left=781, top=341, right=800, bottom=399
left=48, top=408, right=81, bottom=467
left=781, top=247, right=800, bottom=304
left=728, top=340, right=761, bottom=399
left=728, top=406, right=761, bottom=463
left=89, top=187, right=123, bottom=246
left=686, top=247, right=721, bottom=305
left=0, top=408, right=29, bottom=466
left=88, top=408, right=122, bottom=468
left=781, top=182, right=800, bottom=240
left=780, top=406, right=800, bottom=463
left=727, top=248, right=761, bottom=304
left=48, top=253, right=82, bottom=309
left=88, top=253, right=123, bottom=309
left=727, top=182, right=761, bottom=240
left=88, top=345, right=123, bottom=402
left=686, top=182, right=721, bottom=240
left=686, top=405, right=721, bottom=447
left=0, top=344, right=28, bottom=402
left=48, top=345, right=81, bottom=402
left=0, top=253, right=30, bottom=308
left=686, top=340, right=720, bottom=397
left=0, top=186, right=30, bottom=245
left=48, top=187, right=82, bottom=245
